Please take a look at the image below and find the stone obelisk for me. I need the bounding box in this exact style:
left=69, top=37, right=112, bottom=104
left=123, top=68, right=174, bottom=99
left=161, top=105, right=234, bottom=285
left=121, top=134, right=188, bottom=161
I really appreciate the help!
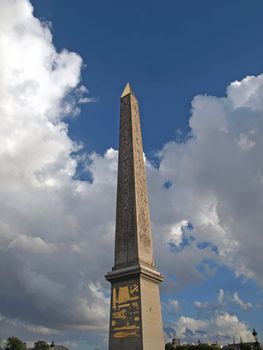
left=105, top=83, right=164, bottom=350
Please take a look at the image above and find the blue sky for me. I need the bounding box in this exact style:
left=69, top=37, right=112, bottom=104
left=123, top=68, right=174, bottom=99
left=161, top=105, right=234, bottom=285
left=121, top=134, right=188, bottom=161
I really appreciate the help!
left=1, top=1, right=263, bottom=349
left=32, top=0, right=263, bottom=154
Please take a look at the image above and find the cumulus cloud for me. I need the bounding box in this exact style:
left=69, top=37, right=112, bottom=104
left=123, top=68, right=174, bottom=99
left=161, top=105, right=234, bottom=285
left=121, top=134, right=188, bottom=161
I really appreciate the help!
left=0, top=0, right=112, bottom=344
left=173, top=312, right=254, bottom=344
left=147, top=73, right=263, bottom=288
left=164, top=290, right=254, bottom=344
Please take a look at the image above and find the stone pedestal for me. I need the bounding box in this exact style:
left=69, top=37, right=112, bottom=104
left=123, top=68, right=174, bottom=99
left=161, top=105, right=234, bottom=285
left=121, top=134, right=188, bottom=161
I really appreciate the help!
left=106, top=265, right=164, bottom=350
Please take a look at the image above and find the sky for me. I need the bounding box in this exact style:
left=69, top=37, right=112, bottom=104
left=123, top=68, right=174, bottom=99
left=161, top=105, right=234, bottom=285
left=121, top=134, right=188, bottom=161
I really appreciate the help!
left=0, top=0, right=263, bottom=349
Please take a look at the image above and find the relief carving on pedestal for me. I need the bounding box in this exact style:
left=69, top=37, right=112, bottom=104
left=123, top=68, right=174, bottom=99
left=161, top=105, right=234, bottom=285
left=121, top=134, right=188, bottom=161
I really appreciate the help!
left=111, top=281, right=140, bottom=339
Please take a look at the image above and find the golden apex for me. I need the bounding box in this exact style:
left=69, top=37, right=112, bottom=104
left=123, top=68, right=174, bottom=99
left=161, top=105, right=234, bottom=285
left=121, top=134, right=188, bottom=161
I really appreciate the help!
left=121, top=82, right=134, bottom=97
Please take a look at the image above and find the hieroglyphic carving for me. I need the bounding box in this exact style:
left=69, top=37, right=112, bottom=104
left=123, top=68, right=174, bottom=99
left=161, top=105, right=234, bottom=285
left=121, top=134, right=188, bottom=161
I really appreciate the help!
left=114, top=91, right=154, bottom=268
left=131, top=95, right=153, bottom=262
left=111, top=280, right=140, bottom=339
left=115, top=95, right=136, bottom=266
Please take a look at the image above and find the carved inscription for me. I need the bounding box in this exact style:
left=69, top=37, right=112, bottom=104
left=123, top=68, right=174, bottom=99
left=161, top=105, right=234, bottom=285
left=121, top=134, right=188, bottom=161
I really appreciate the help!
left=115, top=95, right=136, bottom=265
left=115, top=92, right=154, bottom=267
left=131, top=95, right=153, bottom=261
left=111, top=281, right=140, bottom=339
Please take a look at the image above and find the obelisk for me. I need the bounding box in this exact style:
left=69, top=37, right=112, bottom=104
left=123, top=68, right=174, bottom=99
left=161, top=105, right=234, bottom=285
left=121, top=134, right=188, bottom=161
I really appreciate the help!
left=105, top=83, right=164, bottom=350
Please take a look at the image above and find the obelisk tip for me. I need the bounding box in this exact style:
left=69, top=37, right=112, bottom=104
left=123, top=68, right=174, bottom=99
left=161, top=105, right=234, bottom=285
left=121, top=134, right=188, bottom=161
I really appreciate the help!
left=121, top=82, right=133, bottom=97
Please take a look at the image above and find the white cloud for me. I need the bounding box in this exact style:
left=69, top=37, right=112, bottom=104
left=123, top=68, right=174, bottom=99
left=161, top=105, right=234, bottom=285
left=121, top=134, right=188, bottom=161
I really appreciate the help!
left=170, top=299, right=180, bottom=313
left=0, top=0, right=111, bottom=343
left=232, top=292, right=252, bottom=311
left=194, top=301, right=208, bottom=310
left=193, top=289, right=254, bottom=320
left=193, top=289, right=225, bottom=314
left=172, top=312, right=254, bottom=344
left=147, top=71, right=263, bottom=288
left=218, top=289, right=225, bottom=304
left=168, top=220, right=190, bottom=246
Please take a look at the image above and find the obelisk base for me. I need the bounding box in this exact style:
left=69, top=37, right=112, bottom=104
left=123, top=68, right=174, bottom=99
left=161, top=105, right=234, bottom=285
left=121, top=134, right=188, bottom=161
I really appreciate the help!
left=106, top=265, right=164, bottom=350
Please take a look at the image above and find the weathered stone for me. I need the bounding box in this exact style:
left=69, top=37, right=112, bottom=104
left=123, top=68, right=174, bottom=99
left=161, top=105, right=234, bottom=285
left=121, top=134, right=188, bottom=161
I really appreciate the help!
left=105, top=84, right=164, bottom=350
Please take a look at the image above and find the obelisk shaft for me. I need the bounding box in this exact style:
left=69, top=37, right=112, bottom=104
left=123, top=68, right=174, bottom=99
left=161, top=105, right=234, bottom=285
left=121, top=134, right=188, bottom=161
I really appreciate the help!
left=114, top=84, right=154, bottom=269
left=106, top=84, right=164, bottom=350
